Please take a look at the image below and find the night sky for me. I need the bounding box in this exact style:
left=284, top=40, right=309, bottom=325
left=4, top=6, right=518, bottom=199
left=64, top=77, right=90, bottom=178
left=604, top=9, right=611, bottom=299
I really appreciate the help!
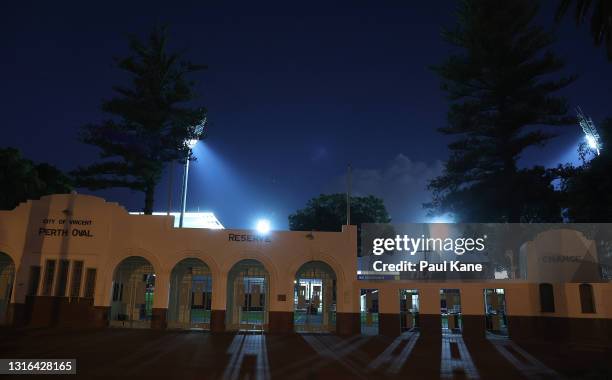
left=2, top=1, right=611, bottom=229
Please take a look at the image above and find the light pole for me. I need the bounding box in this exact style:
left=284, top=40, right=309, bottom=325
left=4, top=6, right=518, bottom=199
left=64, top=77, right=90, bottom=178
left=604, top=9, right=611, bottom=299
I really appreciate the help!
left=179, top=121, right=205, bottom=228
left=178, top=139, right=198, bottom=228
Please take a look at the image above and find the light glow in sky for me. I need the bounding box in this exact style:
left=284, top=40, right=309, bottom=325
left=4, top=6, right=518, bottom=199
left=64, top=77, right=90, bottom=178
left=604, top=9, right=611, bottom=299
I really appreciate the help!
left=256, top=219, right=271, bottom=234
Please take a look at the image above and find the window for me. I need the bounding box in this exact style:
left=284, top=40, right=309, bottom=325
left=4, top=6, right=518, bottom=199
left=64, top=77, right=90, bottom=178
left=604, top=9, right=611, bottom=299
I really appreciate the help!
left=42, top=260, right=56, bottom=296
left=539, top=283, right=555, bottom=312
left=27, top=266, right=41, bottom=296
left=84, top=268, right=97, bottom=299
left=69, top=261, right=84, bottom=298
left=54, top=260, right=70, bottom=296
left=579, top=283, right=596, bottom=314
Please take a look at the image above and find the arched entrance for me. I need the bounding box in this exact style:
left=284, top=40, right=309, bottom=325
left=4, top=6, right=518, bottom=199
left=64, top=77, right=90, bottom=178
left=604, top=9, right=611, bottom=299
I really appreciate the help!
left=226, top=259, right=269, bottom=332
left=0, top=253, right=15, bottom=325
left=168, top=258, right=212, bottom=329
left=110, top=256, right=155, bottom=328
left=294, top=261, right=336, bottom=332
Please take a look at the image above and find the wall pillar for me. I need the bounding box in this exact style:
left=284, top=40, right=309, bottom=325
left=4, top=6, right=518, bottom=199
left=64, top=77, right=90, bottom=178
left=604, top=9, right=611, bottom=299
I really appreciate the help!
left=150, top=270, right=169, bottom=329
left=152, top=272, right=170, bottom=310
left=418, top=287, right=442, bottom=340
left=379, top=313, right=400, bottom=337
left=336, top=312, right=360, bottom=335
left=210, top=309, right=226, bottom=332
left=90, top=305, right=110, bottom=328
left=462, top=315, right=486, bottom=341
left=378, top=287, right=400, bottom=337
left=461, top=287, right=486, bottom=341
left=151, top=308, right=167, bottom=329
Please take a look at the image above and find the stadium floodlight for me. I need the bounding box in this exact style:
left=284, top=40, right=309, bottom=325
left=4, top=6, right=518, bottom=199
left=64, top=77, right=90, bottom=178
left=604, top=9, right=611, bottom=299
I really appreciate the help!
left=179, top=118, right=207, bottom=228
left=429, top=213, right=454, bottom=223
left=187, top=138, right=199, bottom=149
left=586, top=134, right=598, bottom=150
left=577, top=107, right=602, bottom=156
left=256, top=219, right=271, bottom=234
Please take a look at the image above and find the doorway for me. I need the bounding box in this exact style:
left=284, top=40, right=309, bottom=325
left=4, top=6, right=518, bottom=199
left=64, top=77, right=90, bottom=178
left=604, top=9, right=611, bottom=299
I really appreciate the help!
left=168, top=258, right=212, bottom=329
left=361, top=288, right=379, bottom=335
left=400, top=289, right=419, bottom=332
left=110, top=257, right=155, bottom=328
left=0, top=253, right=15, bottom=325
left=484, top=288, right=508, bottom=336
left=294, top=261, right=336, bottom=332
left=227, top=259, right=269, bottom=332
left=440, top=289, right=461, bottom=333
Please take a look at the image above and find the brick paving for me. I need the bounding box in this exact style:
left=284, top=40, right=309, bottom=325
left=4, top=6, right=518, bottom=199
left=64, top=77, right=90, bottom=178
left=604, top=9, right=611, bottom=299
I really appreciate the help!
left=0, top=328, right=610, bottom=379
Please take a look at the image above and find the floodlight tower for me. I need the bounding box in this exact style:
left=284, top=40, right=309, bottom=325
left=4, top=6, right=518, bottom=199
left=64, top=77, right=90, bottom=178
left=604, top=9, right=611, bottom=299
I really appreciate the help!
left=179, top=119, right=206, bottom=228
left=577, top=107, right=602, bottom=156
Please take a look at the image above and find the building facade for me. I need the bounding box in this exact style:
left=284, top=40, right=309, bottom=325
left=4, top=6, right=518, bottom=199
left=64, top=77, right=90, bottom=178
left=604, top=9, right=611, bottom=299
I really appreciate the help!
left=0, top=194, right=611, bottom=344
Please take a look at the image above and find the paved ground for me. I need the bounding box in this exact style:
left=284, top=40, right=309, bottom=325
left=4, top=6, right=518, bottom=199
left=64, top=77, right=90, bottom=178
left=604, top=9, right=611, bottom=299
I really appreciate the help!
left=0, top=328, right=610, bottom=379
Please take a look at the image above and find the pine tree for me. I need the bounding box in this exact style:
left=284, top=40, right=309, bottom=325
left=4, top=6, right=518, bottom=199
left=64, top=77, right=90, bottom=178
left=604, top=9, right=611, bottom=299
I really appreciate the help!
left=428, top=0, right=575, bottom=222
left=73, top=27, right=207, bottom=214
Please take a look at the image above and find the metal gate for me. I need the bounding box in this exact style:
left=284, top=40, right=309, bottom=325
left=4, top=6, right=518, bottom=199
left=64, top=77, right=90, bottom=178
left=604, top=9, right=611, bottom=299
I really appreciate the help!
left=110, top=257, right=155, bottom=328
left=227, top=260, right=269, bottom=332
left=484, top=288, right=508, bottom=336
left=400, top=289, right=419, bottom=332
left=294, top=261, right=336, bottom=333
left=361, top=289, right=379, bottom=335
left=168, top=258, right=212, bottom=329
left=441, top=288, right=462, bottom=333
left=0, top=253, right=15, bottom=325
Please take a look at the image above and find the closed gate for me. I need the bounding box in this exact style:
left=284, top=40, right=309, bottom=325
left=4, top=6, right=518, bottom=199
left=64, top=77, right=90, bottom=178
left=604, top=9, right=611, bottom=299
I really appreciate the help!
left=227, top=260, right=269, bottom=332
left=110, top=257, right=155, bottom=328
left=294, top=261, right=336, bottom=333
left=168, top=258, right=212, bottom=329
left=0, top=253, right=15, bottom=325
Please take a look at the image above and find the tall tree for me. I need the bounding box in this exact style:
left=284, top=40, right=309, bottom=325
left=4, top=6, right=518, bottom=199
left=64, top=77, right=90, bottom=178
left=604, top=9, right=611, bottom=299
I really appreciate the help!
left=289, top=194, right=391, bottom=232
left=428, top=0, right=575, bottom=222
left=556, top=0, right=612, bottom=60
left=72, top=26, right=207, bottom=214
left=0, top=148, right=72, bottom=210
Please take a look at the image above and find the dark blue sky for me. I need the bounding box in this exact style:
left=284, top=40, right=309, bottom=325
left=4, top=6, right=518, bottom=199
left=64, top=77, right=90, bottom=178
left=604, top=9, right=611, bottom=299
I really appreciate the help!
left=2, top=1, right=611, bottom=229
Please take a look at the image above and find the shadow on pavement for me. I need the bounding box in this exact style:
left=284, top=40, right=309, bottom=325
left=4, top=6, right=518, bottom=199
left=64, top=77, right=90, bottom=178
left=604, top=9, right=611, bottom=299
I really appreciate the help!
left=0, top=327, right=610, bottom=379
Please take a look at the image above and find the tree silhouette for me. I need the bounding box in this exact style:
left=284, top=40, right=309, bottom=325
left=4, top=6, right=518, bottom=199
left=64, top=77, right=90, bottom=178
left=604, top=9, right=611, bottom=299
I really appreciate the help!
left=428, top=0, right=575, bottom=222
left=559, top=118, right=612, bottom=221
left=289, top=194, right=391, bottom=232
left=556, top=0, right=612, bottom=60
left=72, top=26, right=207, bottom=214
left=0, top=148, right=72, bottom=210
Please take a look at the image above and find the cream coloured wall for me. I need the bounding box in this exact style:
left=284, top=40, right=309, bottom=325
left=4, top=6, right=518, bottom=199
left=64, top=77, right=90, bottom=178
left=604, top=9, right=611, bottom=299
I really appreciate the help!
left=0, top=194, right=358, bottom=314
left=1, top=193, right=611, bottom=321
left=353, top=280, right=612, bottom=319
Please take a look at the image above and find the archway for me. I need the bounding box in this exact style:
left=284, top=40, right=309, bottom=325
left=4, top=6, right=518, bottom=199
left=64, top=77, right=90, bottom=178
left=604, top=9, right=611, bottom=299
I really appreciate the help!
left=168, top=258, right=212, bottom=329
left=0, top=253, right=15, bottom=325
left=109, top=256, right=155, bottom=328
left=226, top=259, right=269, bottom=332
left=294, top=261, right=336, bottom=332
